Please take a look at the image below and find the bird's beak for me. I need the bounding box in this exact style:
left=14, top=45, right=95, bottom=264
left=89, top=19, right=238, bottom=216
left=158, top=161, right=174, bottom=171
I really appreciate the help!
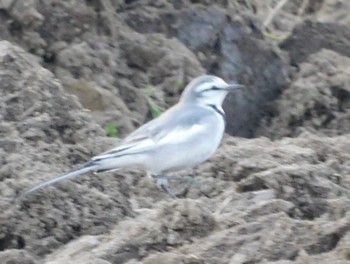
left=223, top=83, right=245, bottom=91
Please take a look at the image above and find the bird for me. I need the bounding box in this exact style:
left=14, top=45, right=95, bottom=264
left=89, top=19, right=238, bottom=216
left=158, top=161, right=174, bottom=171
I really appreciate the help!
left=20, top=75, right=243, bottom=199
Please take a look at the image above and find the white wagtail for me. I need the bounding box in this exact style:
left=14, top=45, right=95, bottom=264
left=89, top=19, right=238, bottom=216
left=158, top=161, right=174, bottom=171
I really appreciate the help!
left=20, top=75, right=243, bottom=199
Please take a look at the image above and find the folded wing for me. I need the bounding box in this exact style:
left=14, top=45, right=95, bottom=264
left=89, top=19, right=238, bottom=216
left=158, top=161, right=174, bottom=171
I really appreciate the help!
left=92, top=104, right=208, bottom=161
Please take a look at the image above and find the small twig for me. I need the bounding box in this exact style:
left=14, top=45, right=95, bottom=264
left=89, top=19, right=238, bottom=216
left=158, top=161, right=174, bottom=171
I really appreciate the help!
left=263, top=0, right=289, bottom=29
left=214, top=193, right=233, bottom=215
left=320, top=178, right=350, bottom=200
left=18, top=104, right=40, bottom=121
left=297, top=0, right=309, bottom=16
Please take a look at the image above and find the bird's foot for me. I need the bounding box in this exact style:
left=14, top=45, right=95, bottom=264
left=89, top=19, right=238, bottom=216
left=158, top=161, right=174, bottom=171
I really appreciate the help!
left=175, top=175, right=204, bottom=197
left=152, top=174, right=177, bottom=199
left=151, top=174, right=203, bottom=198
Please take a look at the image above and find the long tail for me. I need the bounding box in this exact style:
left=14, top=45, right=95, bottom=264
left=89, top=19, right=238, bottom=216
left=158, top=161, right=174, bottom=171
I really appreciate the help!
left=19, top=161, right=98, bottom=199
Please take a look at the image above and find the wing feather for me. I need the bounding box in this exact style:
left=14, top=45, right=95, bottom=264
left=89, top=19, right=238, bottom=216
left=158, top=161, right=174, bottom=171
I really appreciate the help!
left=92, top=104, right=211, bottom=161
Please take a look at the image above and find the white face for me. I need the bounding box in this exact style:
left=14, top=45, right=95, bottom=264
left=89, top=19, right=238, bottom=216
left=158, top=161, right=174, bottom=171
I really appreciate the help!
left=195, top=82, right=229, bottom=105
left=180, top=75, right=242, bottom=106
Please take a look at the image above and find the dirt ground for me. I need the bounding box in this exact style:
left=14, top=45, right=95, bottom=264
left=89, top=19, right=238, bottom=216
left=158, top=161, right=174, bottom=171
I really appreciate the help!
left=1, top=0, right=350, bottom=263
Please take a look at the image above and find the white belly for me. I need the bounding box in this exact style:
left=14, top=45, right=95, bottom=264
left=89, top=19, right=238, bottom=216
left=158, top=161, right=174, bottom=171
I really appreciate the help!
left=147, top=114, right=225, bottom=173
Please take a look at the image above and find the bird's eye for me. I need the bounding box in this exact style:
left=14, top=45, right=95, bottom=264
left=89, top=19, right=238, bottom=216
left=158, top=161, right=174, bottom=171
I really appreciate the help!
left=198, top=86, right=219, bottom=94
left=196, top=84, right=222, bottom=96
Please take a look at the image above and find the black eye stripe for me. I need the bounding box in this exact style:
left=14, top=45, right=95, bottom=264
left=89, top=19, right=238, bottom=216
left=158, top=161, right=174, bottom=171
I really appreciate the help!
left=200, top=86, right=220, bottom=93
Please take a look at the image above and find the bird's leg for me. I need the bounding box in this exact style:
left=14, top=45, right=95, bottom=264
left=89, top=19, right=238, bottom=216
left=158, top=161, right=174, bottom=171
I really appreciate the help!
left=174, top=175, right=208, bottom=197
left=176, top=175, right=197, bottom=195
left=151, top=174, right=177, bottom=199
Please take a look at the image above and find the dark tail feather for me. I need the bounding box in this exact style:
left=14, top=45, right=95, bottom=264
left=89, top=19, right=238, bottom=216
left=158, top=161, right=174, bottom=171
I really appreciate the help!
left=19, top=161, right=98, bottom=199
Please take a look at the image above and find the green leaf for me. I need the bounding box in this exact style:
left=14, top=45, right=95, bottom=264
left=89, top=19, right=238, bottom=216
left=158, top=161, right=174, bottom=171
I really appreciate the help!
left=145, top=84, right=156, bottom=96
left=263, top=31, right=288, bottom=42
left=147, top=98, right=163, bottom=118
left=175, top=79, right=185, bottom=91
left=105, top=122, right=119, bottom=137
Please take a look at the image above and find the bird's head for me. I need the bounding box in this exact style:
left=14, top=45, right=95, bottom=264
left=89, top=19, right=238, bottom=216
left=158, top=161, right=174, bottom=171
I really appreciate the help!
left=179, top=75, right=243, bottom=107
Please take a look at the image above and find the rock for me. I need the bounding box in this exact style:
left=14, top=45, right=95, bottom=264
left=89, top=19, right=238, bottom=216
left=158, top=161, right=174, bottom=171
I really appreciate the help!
left=258, top=49, right=350, bottom=138
left=1, top=1, right=350, bottom=264
left=175, top=7, right=289, bottom=137
left=315, top=0, right=350, bottom=25
left=0, top=249, right=36, bottom=264
left=0, top=40, right=131, bottom=260
left=42, top=199, right=214, bottom=263
left=281, top=20, right=350, bottom=65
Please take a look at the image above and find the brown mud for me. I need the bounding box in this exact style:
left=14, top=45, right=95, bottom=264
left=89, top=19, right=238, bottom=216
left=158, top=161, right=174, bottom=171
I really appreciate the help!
left=1, top=1, right=350, bottom=263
